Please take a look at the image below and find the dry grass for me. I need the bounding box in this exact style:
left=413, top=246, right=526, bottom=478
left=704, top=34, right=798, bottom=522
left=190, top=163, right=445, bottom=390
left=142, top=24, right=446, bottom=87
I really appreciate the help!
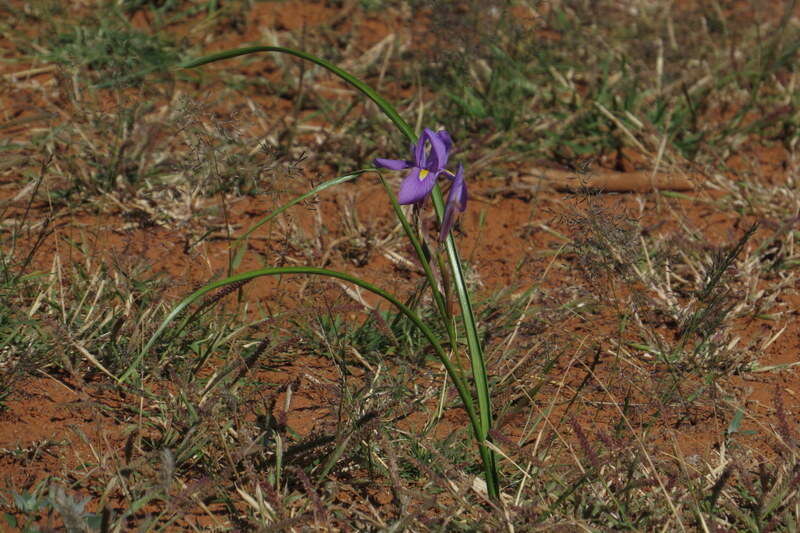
left=1, top=0, right=799, bottom=530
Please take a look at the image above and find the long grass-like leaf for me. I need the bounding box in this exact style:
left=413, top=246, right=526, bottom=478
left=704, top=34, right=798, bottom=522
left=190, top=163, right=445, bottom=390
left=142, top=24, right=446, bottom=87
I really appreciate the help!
left=180, top=46, right=414, bottom=141
left=118, top=267, right=482, bottom=444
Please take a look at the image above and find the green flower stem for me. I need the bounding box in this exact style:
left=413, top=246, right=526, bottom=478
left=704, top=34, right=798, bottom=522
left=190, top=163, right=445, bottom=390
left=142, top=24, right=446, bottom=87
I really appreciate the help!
left=433, top=187, right=498, bottom=493
left=376, top=174, right=456, bottom=349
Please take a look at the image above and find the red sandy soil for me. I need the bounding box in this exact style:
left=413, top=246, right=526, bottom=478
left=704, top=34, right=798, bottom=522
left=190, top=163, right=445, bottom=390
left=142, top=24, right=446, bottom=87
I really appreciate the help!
left=1, top=0, right=798, bottom=528
left=2, top=176, right=797, bottom=520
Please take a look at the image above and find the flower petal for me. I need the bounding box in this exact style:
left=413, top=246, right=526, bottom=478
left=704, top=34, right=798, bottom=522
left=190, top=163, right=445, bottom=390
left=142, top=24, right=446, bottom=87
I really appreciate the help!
left=450, top=165, right=468, bottom=209
left=412, top=135, right=427, bottom=167
left=423, top=128, right=449, bottom=171
left=375, top=158, right=412, bottom=170
left=439, top=164, right=467, bottom=240
left=439, top=204, right=457, bottom=242
left=455, top=179, right=467, bottom=212
left=437, top=129, right=453, bottom=154
left=397, top=167, right=438, bottom=204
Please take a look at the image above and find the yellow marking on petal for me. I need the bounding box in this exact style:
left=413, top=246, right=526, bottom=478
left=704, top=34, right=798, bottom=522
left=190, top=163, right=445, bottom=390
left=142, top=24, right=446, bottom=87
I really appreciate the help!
left=418, top=169, right=429, bottom=181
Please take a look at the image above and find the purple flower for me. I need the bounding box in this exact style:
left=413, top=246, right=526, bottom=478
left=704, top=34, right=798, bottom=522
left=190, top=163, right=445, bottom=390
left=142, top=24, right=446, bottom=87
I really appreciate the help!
left=439, top=164, right=468, bottom=241
left=375, top=128, right=452, bottom=205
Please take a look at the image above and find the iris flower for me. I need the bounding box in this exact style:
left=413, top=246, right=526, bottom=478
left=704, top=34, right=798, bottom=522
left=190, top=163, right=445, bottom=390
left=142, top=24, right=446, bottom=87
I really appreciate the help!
left=439, top=164, right=467, bottom=241
left=375, top=128, right=468, bottom=241
left=375, top=128, right=452, bottom=205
